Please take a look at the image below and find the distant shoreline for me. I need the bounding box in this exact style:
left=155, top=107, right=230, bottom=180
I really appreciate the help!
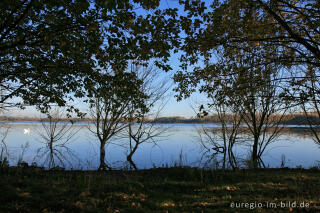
left=0, top=121, right=316, bottom=127
left=1, top=114, right=319, bottom=125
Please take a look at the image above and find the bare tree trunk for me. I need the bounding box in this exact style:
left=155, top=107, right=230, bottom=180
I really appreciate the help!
left=49, top=138, right=54, bottom=168
left=228, top=147, right=237, bottom=170
left=222, top=151, right=226, bottom=170
left=127, top=158, right=138, bottom=170
left=126, top=141, right=139, bottom=170
left=252, top=137, right=259, bottom=169
left=221, top=120, right=227, bottom=170
left=98, top=141, right=107, bottom=171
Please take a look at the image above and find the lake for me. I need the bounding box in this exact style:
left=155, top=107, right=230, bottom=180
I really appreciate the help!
left=1, top=122, right=320, bottom=170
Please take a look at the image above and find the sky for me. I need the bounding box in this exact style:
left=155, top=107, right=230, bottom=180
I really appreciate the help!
left=148, top=0, right=210, bottom=118
left=5, top=0, right=209, bottom=119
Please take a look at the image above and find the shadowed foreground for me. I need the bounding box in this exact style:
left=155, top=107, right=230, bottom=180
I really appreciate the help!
left=1, top=167, right=320, bottom=212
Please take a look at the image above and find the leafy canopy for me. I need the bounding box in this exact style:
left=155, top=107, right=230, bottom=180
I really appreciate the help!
left=0, top=0, right=180, bottom=113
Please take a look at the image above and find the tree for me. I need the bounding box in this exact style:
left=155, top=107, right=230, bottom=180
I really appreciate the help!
left=0, top=103, right=10, bottom=166
left=0, top=121, right=10, bottom=165
left=254, top=0, right=320, bottom=65
left=198, top=102, right=243, bottom=170
left=177, top=0, right=320, bottom=146
left=0, top=0, right=102, bottom=111
left=298, top=64, right=320, bottom=144
left=178, top=0, right=320, bottom=68
left=235, top=65, right=289, bottom=168
left=125, top=62, right=171, bottom=170
left=0, top=0, right=180, bottom=113
left=88, top=72, right=147, bottom=171
left=175, top=43, right=291, bottom=168
left=34, top=109, right=81, bottom=169
left=175, top=0, right=320, bottom=167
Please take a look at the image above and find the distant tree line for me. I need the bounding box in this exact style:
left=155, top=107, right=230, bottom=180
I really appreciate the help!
left=2, top=114, right=320, bottom=126
left=152, top=115, right=320, bottom=125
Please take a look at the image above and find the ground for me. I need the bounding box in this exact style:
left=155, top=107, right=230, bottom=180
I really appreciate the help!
left=0, top=167, right=319, bottom=212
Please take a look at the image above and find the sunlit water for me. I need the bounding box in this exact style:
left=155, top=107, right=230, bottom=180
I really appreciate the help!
left=2, top=122, right=320, bottom=170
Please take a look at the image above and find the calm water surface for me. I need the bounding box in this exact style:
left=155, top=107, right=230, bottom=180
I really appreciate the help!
left=3, top=122, right=320, bottom=170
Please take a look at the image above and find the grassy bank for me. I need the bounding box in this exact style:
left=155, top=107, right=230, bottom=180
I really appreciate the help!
left=1, top=167, right=320, bottom=212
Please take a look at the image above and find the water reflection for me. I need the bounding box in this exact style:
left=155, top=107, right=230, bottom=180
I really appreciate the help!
left=2, top=122, right=320, bottom=170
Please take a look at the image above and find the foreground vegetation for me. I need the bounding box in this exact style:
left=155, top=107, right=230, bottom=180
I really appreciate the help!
left=1, top=167, right=320, bottom=212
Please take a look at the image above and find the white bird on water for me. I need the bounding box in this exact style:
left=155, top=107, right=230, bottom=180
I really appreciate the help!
left=23, top=128, right=30, bottom=135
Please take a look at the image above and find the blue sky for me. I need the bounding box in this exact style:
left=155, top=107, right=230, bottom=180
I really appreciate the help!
left=7, top=0, right=209, bottom=118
